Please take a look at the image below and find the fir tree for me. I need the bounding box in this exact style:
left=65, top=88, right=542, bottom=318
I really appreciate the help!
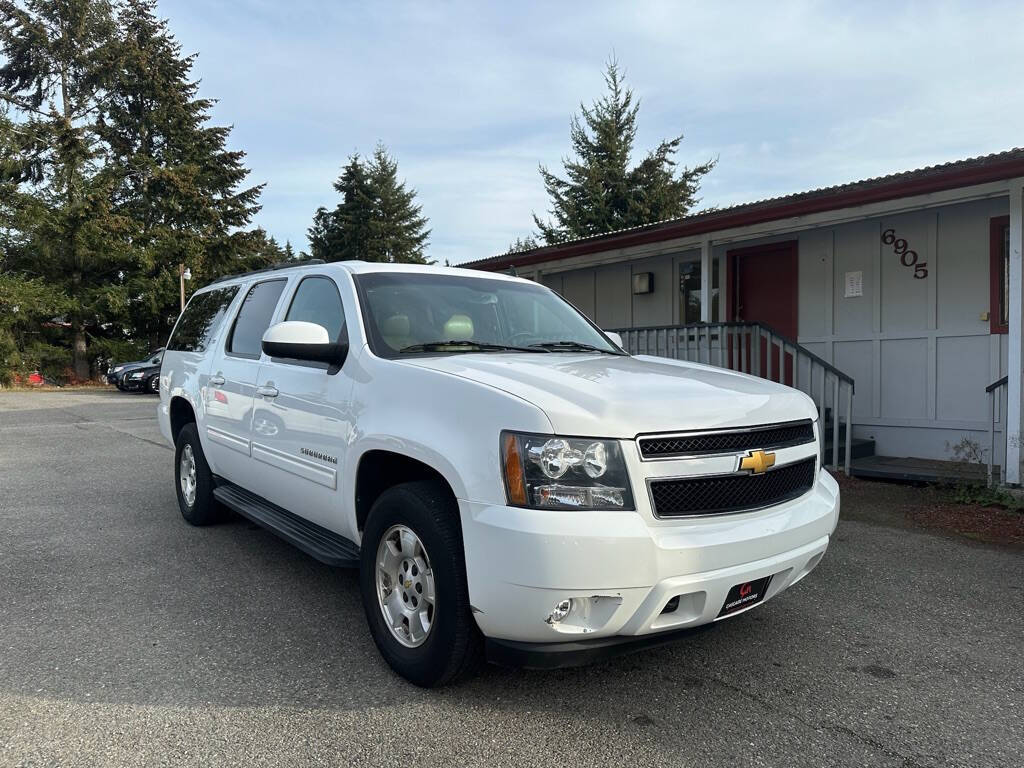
left=335, top=153, right=375, bottom=260
left=533, top=59, right=715, bottom=245
left=308, top=154, right=374, bottom=262
left=506, top=235, right=539, bottom=254
left=0, top=271, right=72, bottom=384
left=307, top=206, right=333, bottom=259
left=0, top=0, right=132, bottom=379
left=248, top=229, right=285, bottom=264
left=0, top=111, right=71, bottom=384
left=98, top=0, right=266, bottom=349
left=308, top=146, right=430, bottom=263
left=0, top=0, right=268, bottom=373
left=366, top=144, right=430, bottom=263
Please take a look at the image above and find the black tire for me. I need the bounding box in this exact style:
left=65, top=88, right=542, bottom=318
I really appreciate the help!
left=147, top=374, right=160, bottom=394
left=360, top=481, right=483, bottom=687
left=174, top=422, right=223, bottom=526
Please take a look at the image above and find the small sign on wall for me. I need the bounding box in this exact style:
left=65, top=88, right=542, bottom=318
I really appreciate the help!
left=632, top=272, right=654, bottom=294
left=844, top=270, right=863, bottom=298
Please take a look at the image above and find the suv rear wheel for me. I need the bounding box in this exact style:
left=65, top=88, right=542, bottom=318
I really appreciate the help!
left=359, top=481, right=482, bottom=687
left=174, top=422, right=222, bottom=526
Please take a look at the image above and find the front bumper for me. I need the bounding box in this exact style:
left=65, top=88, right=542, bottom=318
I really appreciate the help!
left=486, top=622, right=718, bottom=669
left=460, top=468, right=839, bottom=650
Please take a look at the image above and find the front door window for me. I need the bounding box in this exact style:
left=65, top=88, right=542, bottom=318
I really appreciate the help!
left=679, top=261, right=701, bottom=324
left=677, top=257, right=719, bottom=324
left=990, top=216, right=1011, bottom=334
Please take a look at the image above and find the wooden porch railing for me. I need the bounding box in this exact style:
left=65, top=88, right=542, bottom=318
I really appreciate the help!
left=986, top=375, right=1008, bottom=487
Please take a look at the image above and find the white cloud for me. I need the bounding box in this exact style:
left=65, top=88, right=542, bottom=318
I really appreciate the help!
left=160, top=0, right=1024, bottom=263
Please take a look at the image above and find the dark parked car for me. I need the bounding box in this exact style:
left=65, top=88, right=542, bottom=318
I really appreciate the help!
left=120, top=362, right=161, bottom=394
left=107, top=348, right=163, bottom=388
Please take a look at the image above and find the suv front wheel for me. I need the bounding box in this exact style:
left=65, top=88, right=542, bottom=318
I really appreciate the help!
left=359, top=481, right=482, bottom=687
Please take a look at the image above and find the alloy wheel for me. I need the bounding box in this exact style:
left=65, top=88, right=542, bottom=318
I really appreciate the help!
left=376, top=524, right=436, bottom=647
left=179, top=444, right=197, bottom=507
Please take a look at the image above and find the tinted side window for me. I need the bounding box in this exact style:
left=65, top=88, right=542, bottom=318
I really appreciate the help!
left=228, top=280, right=287, bottom=357
left=285, top=277, right=346, bottom=340
left=167, top=287, right=240, bottom=353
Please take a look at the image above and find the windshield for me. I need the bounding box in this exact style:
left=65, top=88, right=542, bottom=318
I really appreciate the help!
left=354, top=272, right=622, bottom=358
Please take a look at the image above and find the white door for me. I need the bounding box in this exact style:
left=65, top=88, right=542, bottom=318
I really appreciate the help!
left=248, top=275, right=355, bottom=532
left=203, top=278, right=288, bottom=484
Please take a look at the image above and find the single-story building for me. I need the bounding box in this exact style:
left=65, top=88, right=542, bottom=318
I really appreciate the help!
left=464, top=148, right=1024, bottom=485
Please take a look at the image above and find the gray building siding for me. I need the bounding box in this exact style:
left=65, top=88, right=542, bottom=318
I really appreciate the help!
left=532, top=196, right=1010, bottom=462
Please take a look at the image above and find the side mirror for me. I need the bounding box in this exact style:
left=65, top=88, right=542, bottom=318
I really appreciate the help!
left=262, top=321, right=348, bottom=366
left=604, top=331, right=623, bottom=349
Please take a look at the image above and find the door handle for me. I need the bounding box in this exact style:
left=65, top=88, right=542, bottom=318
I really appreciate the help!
left=256, top=385, right=279, bottom=398
left=209, top=375, right=225, bottom=386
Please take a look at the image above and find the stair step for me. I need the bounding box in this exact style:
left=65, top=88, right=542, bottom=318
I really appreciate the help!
left=850, top=455, right=996, bottom=484
left=822, top=437, right=875, bottom=464
left=821, top=424, right=852, bottom=446
left=213, top=483, right=360, bottom=568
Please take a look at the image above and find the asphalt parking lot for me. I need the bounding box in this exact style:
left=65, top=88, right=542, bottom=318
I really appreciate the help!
left=1, top=389, right=1021, bottom=767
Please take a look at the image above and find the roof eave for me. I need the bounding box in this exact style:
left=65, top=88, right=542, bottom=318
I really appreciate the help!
left=468, top=153, right=1024, bottom=272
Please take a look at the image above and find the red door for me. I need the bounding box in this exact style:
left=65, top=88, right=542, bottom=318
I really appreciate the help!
left=728, top=241, right=798, bottom=385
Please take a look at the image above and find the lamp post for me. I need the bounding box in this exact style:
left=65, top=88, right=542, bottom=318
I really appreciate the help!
left=178, top=263, right=192, bottom=313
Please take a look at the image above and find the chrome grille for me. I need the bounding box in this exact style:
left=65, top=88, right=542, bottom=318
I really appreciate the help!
left=639, top=420, right=814, bottom=459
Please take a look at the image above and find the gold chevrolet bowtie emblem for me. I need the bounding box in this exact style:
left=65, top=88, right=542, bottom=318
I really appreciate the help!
left=739, top=449, right=776, bottom=475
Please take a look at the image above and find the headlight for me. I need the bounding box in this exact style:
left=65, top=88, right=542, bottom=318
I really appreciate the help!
left=129, top=371, right=144, bottom=379
left=113, top=366, right=123, bottom=373
left=501, top=431, right=634, bottom=510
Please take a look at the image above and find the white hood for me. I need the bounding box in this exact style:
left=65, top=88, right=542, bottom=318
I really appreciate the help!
left=402, top=352, right=817, bottom=437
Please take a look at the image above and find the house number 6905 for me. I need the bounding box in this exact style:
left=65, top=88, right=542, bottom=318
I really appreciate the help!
left=882, top=228, right=928, bottom=279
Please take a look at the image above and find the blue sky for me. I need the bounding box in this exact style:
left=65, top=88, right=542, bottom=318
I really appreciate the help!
left=160, top=0, right=1024, bottom=265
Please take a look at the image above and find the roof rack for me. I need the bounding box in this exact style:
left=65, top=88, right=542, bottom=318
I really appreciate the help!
left=208, top=259, right=327, bottom=284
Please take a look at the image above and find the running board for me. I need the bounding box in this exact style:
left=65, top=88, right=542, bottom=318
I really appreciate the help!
left=213, top=483, right=360, bottom=568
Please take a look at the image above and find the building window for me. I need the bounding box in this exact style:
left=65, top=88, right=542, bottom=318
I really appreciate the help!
left=677, top=257, right=721, bottom=324
left=991, top=216, right=1010, bottom=334
left=679, top=260, right=701, bottom=323
left=712, top=255, right=720, bottom=321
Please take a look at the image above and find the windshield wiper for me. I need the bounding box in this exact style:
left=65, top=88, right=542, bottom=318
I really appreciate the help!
left=399, top=340, right=549, bottom=354
left=528, top=341, right=623, bottom=355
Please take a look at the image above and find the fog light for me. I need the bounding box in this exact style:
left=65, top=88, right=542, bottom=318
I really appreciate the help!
left=547, top=598, right=573, bottom=623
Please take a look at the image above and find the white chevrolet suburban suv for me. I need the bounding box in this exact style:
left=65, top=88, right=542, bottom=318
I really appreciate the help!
left=158, top=260, right=839, bottom=686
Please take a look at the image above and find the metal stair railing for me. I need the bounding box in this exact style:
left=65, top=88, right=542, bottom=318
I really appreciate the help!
left=985, top=375, right=1008, bottom=487
left=611, top=322, right=856, bottom=475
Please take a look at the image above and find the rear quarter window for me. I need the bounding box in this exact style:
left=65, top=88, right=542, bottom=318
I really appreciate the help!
left=166, top=286, right=241, bottom=353
left=227, top=279, right=288, bottom=358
